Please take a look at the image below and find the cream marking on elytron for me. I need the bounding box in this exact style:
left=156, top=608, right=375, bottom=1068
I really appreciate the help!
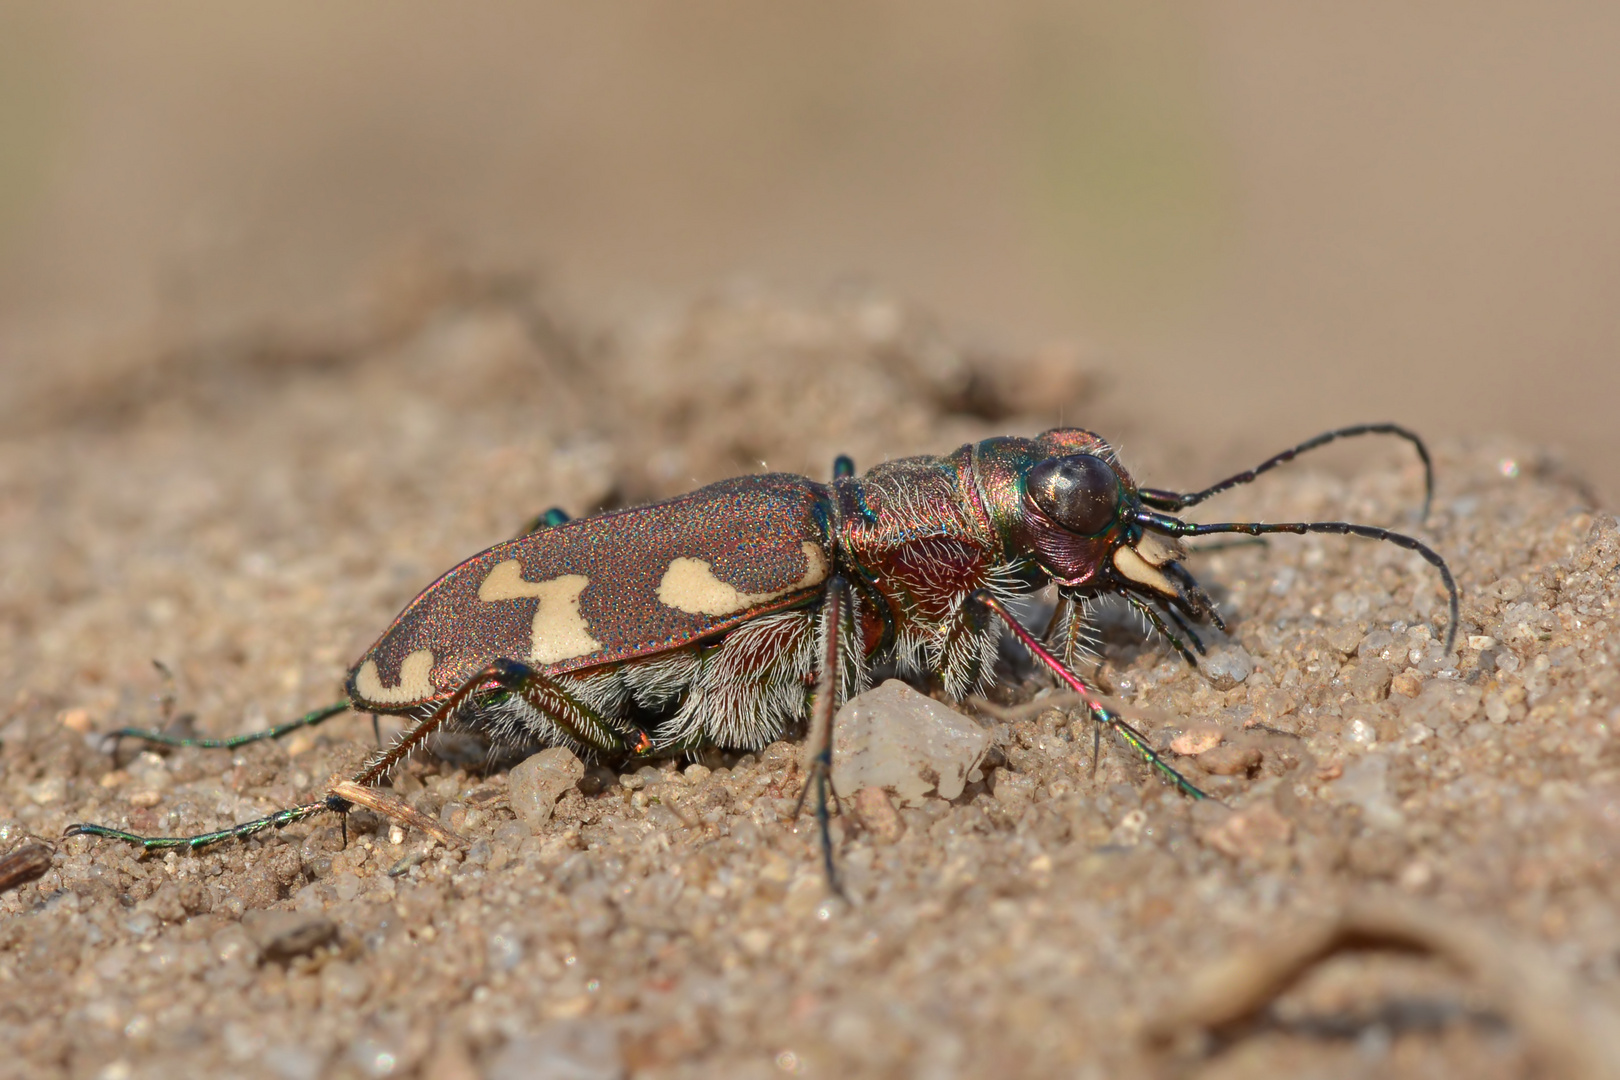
left=354, top=648, right=436, bottom=704
left=1113, top=543, right=1179, bottom=598
left=477, top=560, right=603, bottom=665
left=656, top=541, right=828, bottom=616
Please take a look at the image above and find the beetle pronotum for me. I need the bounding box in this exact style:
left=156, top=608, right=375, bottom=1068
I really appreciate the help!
left=69, top=424, right=1456, bottom=892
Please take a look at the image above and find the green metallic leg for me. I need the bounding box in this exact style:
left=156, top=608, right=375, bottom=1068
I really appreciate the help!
left=67, top=657, right=646, bottom=854
left=102, top=700, right=351, bottom=754
left=517, top=506, right=571, bottom=536
left=974, top=591, right=1208, bottom=801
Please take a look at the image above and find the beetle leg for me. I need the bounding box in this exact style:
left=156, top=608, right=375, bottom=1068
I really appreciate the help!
left=1124, top=594, right=1202, bottom=667
left=792, top=574, right=850, bottom=899
left=972, top=591, right=1209, bottom=801
left=63, top=660, right=644, bottom=854
left=832, top=454, right=856, bottom=480
left=99, top=700, right=351, bottom=757
left=516, top=506, right=571, bottom=536
left=1161, top=561, right=1227, bottom=632
left=66, top=660, right=556, bottom=853
left=500, top=670, right=652, bottom=757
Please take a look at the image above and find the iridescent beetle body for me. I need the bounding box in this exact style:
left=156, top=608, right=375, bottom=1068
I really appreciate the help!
left=346, top=430, right=1193, bottom=759
left=68, top=424, right=1458, bottom=884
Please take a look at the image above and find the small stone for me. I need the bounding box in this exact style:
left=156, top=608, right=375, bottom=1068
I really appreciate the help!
left=852, top=787, right=904, bottom=843
left=245, top=911, right=338, bottom=962
left=488, top=1021, right=624, bottom=1080
left=1488, top=578, right=1525, bottom=601
left=319, top=960, right=370, bottom=1006
left=1347, top=660, right=1393, bottom=702
left=509, top=747, right=586, bottom=831
left=1200, top=802, right=1292, bottom=861
left=1201, top=645, right=1255, bottom=690
left=1347, top=830, right=1408, bottom=879
left=1197, top=744, right=1261, bottom=776
left=1325, top=623, right=1364, bottom=656
left=1334, top=754, right=1403, bottom=829
left=26, top=777, right=65, bottom=805
left=1345, top=717, right=1377, bottom=747
left=1171, top=725, right=1223, bottom=756
left=1390, top=671, right=1424, bottom=698
left=127, top=790, right=163, bottom=809
left=830, top=680, right=991, bottom=806
left=992, top=770, right=1038, bottom=805
left=1399, top=680, right=1483, bottom=727
left=1398, top=860, right=1435, bottom=892
left=58, top=708, right=92, bottom=734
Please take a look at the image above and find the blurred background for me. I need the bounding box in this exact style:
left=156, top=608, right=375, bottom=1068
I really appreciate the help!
left=2, top=2, right=1617, bottom=503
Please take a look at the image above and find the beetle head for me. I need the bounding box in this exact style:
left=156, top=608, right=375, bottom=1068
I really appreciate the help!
left=998, top=430, right=1218, bottom=625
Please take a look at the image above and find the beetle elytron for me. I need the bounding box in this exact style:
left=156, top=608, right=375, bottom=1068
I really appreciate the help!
left=69, top=424, right=1457, bottom=882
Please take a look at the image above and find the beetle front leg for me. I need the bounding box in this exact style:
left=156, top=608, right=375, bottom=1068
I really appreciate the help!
left=972, top=591, right=1209, bottom=800
left=793, top=574, right=851, bottom=899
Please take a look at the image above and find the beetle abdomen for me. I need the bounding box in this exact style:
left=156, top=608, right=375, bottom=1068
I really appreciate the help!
left=348, top=474, right=834, bottom=711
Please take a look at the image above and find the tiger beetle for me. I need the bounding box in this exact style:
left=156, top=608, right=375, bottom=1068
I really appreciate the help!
left=67, top=423, right=1457, bottom=895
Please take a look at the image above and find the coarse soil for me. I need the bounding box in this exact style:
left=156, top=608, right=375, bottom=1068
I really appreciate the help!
left=1, top=273, right=1617, bottom=1079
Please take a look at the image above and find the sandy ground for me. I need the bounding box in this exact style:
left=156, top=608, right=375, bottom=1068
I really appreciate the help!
left=1, top=279, right=1618, bottom=1079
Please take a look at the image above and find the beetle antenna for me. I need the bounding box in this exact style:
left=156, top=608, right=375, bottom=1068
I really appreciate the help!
left=1137, top=423, right=1434, bottom=523
left=1137, top=510, right=1458, bottom=655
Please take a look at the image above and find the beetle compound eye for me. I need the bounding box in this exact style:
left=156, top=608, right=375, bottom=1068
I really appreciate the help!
left=1027, top=454, right=1121, bottom=536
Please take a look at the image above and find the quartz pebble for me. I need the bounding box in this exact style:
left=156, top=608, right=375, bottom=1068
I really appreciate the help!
left=830, top=680, right=991, bottom=806
left=1201, top=644, right=1254, bottom=689
left=1170, top=725, right=1223, bottom=756
left=509, top=747, right=586, bottom=830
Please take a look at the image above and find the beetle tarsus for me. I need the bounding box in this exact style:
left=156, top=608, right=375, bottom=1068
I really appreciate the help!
left=1126, top=595, right=1202, bottom=667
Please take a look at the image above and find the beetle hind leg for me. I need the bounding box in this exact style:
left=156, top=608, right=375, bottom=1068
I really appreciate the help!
left=99, top=700, right=351, bottom=758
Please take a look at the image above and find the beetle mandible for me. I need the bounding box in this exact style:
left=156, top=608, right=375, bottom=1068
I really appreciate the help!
left=68, top=424, right=1458, bottom=889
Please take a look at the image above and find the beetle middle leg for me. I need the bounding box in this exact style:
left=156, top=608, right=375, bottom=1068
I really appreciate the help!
left=792, top=574, right=851, bottom=899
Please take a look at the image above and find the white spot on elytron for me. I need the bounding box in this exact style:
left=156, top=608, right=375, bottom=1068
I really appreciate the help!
left=1113, top=543, right=1179, bottom=598
left=354, top=648, right=436, bottom=705
left=477, top=559, right=602, bottom=665
left=656, top=542, right=828, bottom=616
